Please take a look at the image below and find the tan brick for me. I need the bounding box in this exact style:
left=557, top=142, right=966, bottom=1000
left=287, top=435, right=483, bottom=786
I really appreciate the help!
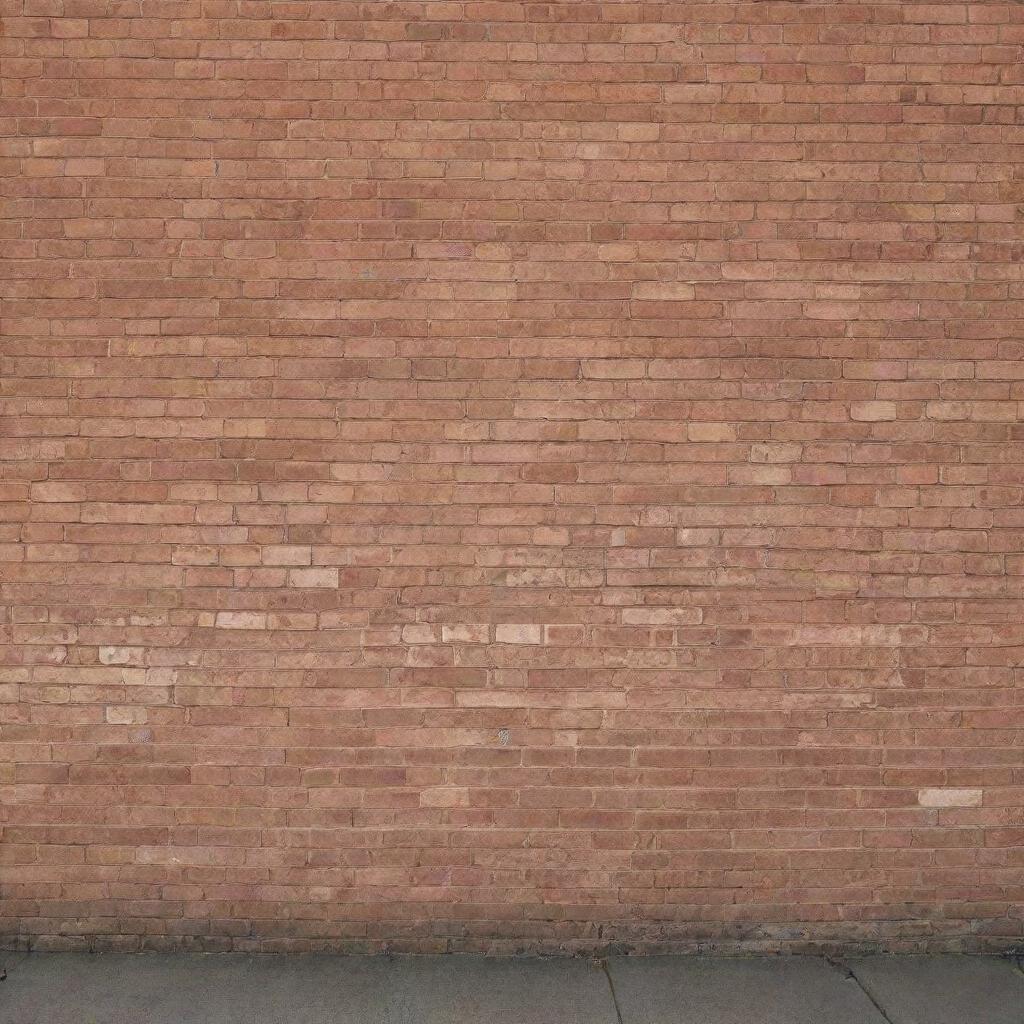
left=214, top=612, right=267, bottom=630
left=918, top=789, right=984, bottom=808
left=850, top=401, right=898, bottom=422
left=288, top=568, right=339, bottom=588
left=441, top=624, right=490, bottom=644
left=98, top=647, right=144, bottom=666
left=495, top=625, right=543, bottom=645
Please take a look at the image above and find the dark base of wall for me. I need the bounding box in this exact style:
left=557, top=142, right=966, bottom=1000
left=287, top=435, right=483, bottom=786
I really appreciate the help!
left=5, top=922, right=1023, bottom=957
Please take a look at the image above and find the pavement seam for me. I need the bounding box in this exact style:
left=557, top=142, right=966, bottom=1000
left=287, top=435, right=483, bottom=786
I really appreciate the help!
left=1011, top=954, right=1024, bottom=982
left=597, top=958, right=626, bottom=1024
left=825, top=957, right=896, bottom=1024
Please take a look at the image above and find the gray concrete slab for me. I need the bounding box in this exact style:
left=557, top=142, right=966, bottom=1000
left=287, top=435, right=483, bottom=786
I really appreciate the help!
left=0, top=953, right=619, bottom=1024
left=606, top=955, right=890, bottom=1024
left=3, top=952, right=1022, bottom=1024
left=846, top=955, right=1024, bottom=1024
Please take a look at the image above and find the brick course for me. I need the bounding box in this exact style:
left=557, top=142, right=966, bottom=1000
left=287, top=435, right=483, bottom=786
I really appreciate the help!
left=2, top=0, right=1024, bottom=954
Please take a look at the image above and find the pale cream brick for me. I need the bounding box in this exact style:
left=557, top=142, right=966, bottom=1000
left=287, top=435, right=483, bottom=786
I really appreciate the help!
left=261, top=545, right=311, bottom=566
left=621, top=608, right=703, bottom=625
left=106, top=706, right=148, bottom=725
left=850, top=401, right=897, bottom=421
left=98, top=646, right=144, bottom=666
left=214, top=611, right=267, bottom=630
left=495, top=624, right=543, bottom=645
left=442, top=624, right=489, bottom=643
left=918, top=788, right=983, bottom=808
left=402, top=624, right=440, bottom=644
left=288, top=568, right=339, bottom=588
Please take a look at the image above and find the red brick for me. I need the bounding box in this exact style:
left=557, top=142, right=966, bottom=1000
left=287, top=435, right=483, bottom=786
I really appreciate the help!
left=2, top=0, right=1022, bottom=958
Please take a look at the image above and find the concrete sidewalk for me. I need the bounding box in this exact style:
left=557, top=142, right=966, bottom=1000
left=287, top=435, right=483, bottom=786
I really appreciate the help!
left=1, top=952, right=1023, bottom=1024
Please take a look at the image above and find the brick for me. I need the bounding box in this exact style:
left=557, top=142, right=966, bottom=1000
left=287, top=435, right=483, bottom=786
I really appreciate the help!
left=441, top=624, right=490, bottom=644
left=105, top=706, right=148, bottom=725
left=850, top=402, right=899, bottom=422
left=3, top=0, right=1022, bottom=960
left=287, top=568, right=339, bottom=589
left=495, top=624, right=543, bottom=646
left=919, top=789, right=984, bottom=808
left=97, top=647, right=144, bottom=667
left=214, top=612, right=267, bottom=630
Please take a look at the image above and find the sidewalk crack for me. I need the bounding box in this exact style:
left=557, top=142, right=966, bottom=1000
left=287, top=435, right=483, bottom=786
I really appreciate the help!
left=1010, top=954, right=1024, bottom=981
left=825, top=956, right=895, bottom=1024
left=598, top=958, right=625, bottom=1024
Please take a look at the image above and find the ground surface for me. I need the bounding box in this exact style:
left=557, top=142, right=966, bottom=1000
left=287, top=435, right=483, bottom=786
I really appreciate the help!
left=1, top=953, right=1023, bottom=1023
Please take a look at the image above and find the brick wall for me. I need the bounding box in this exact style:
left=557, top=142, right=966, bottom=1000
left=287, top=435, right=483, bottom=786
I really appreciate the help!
left=3, top=0, right=1024, bottom=955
